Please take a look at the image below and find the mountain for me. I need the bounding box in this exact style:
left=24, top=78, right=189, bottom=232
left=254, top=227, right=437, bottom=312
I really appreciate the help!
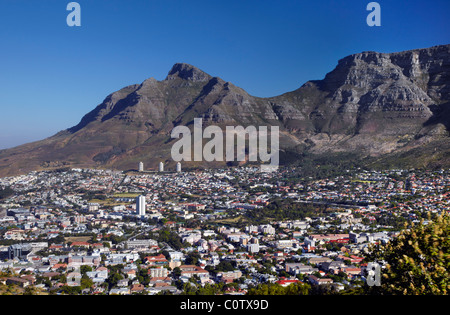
left=0, top=45, right=449, bottom=176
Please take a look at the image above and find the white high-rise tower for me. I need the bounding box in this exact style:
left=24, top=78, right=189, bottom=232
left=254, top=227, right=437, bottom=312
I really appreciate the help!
left=136, top=195, right=146, bottom=216
left=159, top=162, right=164, bottom=172
left=176, top=162, right=181, bottom=173
left=138, top=162, right=144, bottom=172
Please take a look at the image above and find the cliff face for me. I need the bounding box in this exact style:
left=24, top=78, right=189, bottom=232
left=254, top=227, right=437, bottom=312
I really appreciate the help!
left=268, top=44, right=450, bottom=155
left=0, top=45, right=449, bottom=176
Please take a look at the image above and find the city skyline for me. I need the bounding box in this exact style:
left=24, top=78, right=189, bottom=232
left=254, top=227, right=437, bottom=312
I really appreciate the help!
left=0, top=165, right=448, bottom=297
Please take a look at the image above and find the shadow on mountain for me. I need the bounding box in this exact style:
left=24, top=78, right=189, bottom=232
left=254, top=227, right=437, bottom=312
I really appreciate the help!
left=424, top=102, right=450, bottom=132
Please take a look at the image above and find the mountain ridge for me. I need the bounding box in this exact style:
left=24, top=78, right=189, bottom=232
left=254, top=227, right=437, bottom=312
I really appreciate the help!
left=0, top=44, right=449, bottom=176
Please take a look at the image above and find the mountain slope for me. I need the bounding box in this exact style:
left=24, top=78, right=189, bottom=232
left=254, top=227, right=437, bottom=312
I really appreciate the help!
left=0, top=45, right=449, bottom=176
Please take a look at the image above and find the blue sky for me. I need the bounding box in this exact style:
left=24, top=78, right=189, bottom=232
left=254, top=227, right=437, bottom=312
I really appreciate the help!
left=0, top=0, right=449, bottom=149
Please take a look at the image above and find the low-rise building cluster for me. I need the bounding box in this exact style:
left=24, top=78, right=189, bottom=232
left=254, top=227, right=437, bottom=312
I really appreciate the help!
left=0, top=167, right=448, bottom=294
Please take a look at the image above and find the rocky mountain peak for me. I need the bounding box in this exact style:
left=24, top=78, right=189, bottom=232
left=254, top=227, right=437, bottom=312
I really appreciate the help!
left=165, top=63, right=212, bottom=82
left=0, top=44, right=448, bottom=176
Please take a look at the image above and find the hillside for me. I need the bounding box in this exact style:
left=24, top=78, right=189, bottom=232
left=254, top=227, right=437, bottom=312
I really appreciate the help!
left=0, top=45, right=449, bottom=176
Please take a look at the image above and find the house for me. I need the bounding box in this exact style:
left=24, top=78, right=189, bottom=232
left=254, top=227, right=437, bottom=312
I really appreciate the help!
left=153, top=281, right=172, bottom=289
left=332, top=282, right=345, bottom=292
left=144, top=254, right=168, bottom=266
left=86, top=266, right=108, bottom=283
left=336, top=254, right=364, bottom=264
left=217, top=270, right=242, bottom=284
left=110, top=287, right=130, bottom=295
left=276, top=278, right=301, bottom=287
left=148, top=267, right=168, bottom=278
left=179, top=265, right=210, bottom=279
left=321, top=261, right=346, bottom=274
left=340, top=267, right=362, bottom=277
left=163, top=221, right=176, bottom=228
left=66, top=271, right=81, bottom=287
left=4, top=229, right=26, bottom=240
left=285, top=263, right=318, bottom=275
left=70, top=241, right=91, bottom=248
left=308, top=256, right=333, bottom=266
left=105, top=253, right=139, bottom=265
left=51, top=263, right=68, bottom=271
left=91, top=243, right=105, bottom=250
left=309, top=234, right=349, bottom=244
left=123, top=268, right=137, bottom=279
left=149, top=277, right=172, bottom=287
left=117, top=279, right=129, bottom=287
left=308, top=275, right=334, bottom=285
left=168, top=251, right=184, bottom=262
left=95, top=266, right=108, bottom=276
left=130, top=283, right=145, bottom=294
left=21, top=275, right=36, bottom=286
left=187, top=204, right=206, bottom=211
left=67, top=255, right=101, bottom=267
left=42, top=272, right=61, bottom=280
left=148, top=285, right=179, bottom=295
left=6, top=277, right=31, bottom=288
left=349, top=255, right=365, bottom=263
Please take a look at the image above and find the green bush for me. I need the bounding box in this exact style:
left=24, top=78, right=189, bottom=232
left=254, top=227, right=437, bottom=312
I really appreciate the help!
left=364, top=213, right=449, bottom=295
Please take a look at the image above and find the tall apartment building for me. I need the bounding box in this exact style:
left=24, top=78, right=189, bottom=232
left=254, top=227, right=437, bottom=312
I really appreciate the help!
left=136, top=195, right=146, bottom=216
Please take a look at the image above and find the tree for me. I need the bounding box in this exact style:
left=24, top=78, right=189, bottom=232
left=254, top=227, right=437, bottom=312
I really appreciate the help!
left=137, top=267, right=150, bottom=286
left=246, top=282, right=310, bottom=295
left=80, top=276, right=94, bottom=290
left=106, top=265, right=124, bottom=290
left=184, top=251, right=201, bottom=266
left=155, top=229, right=184, bottom=250
left=364, top=213, right=449, bottom=295
left=60, top=285, right=81, bottom=295
left=0, top=187, right=14, bottom=200
left=80, top=265, right=93, bottom=275
left=172, top=267, right=182, bottom=278
left=216, top=260, right=236, bottom=272
left=24, top=286, right=39, bottom=295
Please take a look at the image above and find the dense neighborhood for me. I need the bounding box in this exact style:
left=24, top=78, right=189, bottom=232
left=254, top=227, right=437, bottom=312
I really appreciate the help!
left=0, top=166, right=448, bottom=295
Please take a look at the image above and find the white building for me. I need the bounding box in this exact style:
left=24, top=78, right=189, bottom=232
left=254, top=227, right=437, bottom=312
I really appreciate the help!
left=138, top=162, right=144, bottom=172
left=136, top=195, right=146, bottom=216
left=159, top=162, right=164, bottom=172
left=245, top=225, right=258, bottom=234
left=259, top=224, right=275, bottom=235
left=176, top=162, right=182, bottom=172
left=247, top=237, right=260, bottom=253
left=149, top=267, right=168, bottom=278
